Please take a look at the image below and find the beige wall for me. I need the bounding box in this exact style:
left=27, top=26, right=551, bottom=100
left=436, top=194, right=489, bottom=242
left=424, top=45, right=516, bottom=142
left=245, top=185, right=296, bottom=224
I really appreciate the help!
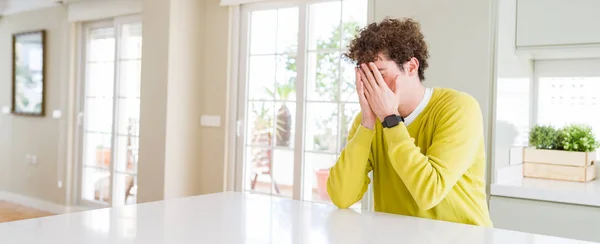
left=0, top=6, right=71, bottom=205
left=137, top=0, right=230, bottom=202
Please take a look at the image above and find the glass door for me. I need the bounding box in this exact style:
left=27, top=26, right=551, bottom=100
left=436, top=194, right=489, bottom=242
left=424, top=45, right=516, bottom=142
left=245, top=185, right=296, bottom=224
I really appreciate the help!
left=78, top=16, right=142, bottom=207
left=236, top=0, right=369, bottom=209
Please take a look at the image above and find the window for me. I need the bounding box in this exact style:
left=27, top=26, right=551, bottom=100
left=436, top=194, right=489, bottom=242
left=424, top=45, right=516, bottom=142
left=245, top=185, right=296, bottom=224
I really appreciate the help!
left=493, top=58, right=600, bottom=177
left=236, top=0, right=369, bottom=207
left=77, top=16, right=142, bottom=207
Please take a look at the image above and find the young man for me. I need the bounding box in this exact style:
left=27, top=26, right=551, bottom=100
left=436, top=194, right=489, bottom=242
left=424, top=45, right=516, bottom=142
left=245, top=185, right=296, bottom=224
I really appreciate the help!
left=327, top=18, right=493, bottom=227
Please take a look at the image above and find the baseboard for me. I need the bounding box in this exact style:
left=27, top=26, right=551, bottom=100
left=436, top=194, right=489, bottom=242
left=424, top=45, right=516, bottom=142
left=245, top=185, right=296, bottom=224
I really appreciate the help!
left=0, top=191, right=91, bottom=214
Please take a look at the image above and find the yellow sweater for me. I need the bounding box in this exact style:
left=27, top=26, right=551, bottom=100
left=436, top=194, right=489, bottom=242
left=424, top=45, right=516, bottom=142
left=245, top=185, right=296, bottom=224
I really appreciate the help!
left=327, top=87, right=492, bottom=227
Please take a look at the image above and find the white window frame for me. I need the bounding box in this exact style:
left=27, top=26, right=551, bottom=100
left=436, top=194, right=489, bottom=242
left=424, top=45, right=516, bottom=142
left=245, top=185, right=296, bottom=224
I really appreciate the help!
left=74, top=14, right=142, bottom=208
left=229, top=0, right=375, bottom=210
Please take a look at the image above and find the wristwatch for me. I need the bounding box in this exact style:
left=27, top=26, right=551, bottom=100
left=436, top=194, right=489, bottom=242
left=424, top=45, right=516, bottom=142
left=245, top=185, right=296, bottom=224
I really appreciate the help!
left=381, top=114, right=404, bottom=128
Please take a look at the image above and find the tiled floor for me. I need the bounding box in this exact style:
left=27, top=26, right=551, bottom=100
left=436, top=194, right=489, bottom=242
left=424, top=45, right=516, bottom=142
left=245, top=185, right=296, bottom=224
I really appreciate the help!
left=0, top=201, right=54, bottom=223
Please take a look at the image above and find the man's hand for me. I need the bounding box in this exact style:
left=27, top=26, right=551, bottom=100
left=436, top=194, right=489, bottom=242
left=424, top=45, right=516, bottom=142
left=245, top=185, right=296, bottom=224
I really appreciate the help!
left=359, top=63, right=400, bottom=121
left=356, top=67, right=376, bottom=130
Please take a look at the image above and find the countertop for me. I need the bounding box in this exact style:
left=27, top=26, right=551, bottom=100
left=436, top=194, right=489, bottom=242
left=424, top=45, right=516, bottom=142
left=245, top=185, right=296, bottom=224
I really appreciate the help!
left=0, top=192, right=597, bottom=244
left=491, top=165, right=600, bottom=207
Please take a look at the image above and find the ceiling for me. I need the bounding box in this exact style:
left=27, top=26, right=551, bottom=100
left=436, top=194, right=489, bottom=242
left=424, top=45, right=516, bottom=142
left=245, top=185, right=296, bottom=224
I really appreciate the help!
left=0, top=0, right=84, bottom=15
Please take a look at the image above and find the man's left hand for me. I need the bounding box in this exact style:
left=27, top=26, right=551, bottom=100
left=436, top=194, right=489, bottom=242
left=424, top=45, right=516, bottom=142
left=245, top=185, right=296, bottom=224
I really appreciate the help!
left=359, top=62, right=401, bottom=121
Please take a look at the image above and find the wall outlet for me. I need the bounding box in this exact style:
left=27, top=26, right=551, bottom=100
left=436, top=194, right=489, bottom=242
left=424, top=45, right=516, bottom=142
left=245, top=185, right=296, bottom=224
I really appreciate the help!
left=52, top=110, right=62, bottom=119
left=1, top=106, right=10, bottom=114
left=26, top=155, right=38, bottom=165
left=201, top=115, right=221, bottom=127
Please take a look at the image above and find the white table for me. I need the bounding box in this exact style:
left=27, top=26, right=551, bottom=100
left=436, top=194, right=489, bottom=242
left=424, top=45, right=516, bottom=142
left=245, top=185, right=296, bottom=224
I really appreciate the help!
left=0, top=192, right=596, bottom=244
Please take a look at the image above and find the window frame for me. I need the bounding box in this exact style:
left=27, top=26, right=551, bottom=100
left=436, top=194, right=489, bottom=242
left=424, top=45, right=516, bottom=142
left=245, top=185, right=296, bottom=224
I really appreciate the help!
left=232, top=0, right=374, bottom=210
left=75, top=14, right=142, bottom=208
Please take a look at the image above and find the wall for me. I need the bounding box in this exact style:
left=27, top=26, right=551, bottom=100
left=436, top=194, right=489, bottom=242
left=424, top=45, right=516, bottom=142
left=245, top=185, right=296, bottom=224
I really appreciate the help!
left=137, top=0, right=231, bottom=202
left=492, top=0, right=533, bottom=173
left=490, top=196, right=600, bottom=242
left=0, top=6, right=71, bottom=205
left=373, top=0, right=495, bottom=182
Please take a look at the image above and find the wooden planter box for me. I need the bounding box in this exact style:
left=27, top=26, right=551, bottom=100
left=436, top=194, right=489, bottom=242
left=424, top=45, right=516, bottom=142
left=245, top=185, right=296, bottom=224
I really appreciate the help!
left=523, top=148, right=596, bottom=182
left=522, top=148, right=597, bottom=182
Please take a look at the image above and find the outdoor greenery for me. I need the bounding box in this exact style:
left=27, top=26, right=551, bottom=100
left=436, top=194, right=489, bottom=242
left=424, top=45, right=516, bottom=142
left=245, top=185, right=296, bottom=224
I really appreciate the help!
left=529, top=124, right=600, bottom=152
left=250, top=20, right=361, bottom=153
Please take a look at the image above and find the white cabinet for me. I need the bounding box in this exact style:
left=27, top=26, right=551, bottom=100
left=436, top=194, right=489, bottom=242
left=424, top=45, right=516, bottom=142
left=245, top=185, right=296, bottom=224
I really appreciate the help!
left=516, top=0, right=600, bottom=48
left=489, top=196, right=600, bottom=243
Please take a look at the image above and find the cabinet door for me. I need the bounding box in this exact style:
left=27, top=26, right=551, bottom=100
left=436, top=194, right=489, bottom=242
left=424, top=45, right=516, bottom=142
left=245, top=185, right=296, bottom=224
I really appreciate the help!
left=489, top=196, right=600, bottom=243
left=516, top=0, right=600, bottom=47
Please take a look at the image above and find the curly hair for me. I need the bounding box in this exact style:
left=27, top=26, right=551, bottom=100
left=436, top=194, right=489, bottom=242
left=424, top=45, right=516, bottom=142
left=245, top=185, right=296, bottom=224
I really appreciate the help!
left=343, top=18, right=430, bottom=81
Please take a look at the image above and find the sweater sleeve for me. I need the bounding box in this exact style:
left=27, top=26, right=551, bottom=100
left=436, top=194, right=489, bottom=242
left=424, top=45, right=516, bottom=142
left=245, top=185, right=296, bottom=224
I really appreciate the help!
left=383, top=94, right=484, bottom=210
left=327, top=114, right=375, bottom=209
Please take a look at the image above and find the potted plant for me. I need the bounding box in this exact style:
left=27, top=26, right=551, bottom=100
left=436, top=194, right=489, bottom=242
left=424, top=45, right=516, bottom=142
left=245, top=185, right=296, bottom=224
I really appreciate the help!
left=523, top=124, right=599, bottom=182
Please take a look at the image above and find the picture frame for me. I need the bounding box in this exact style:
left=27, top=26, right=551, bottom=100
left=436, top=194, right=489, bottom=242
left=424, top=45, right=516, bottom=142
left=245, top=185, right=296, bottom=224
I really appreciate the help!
left=12, top=30, right=46, bottom=116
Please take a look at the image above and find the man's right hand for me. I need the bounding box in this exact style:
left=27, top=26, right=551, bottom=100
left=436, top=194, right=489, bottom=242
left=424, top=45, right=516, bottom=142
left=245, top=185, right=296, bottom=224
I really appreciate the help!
left=356, top=67, right=376, bottom=130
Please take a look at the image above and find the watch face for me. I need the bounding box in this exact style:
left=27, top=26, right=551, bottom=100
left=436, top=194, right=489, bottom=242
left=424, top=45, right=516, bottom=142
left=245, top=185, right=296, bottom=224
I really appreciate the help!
left=384, top=115, right=399, bottom=127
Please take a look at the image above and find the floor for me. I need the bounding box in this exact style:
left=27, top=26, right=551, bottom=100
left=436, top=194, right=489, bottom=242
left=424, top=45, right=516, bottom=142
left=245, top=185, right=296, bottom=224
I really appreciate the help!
left=0, top=201, right=54, bottom=223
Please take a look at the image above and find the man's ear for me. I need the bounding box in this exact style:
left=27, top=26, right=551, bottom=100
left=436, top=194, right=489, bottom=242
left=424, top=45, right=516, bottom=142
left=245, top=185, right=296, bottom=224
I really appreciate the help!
left=406, top=57, right=420, bottom=77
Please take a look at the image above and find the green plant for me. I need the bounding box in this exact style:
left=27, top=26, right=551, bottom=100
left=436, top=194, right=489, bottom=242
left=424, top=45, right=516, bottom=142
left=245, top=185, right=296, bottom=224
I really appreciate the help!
left=557, top=124, right=600, bottom=152
left=529, top=125, right=559, bottom=149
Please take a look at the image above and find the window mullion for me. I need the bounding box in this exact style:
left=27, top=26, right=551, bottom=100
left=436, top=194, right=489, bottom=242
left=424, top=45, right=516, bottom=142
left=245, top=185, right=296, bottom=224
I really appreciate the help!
left=109, top=21, right=123, bottom=207
left=293, top=3, right=308, bottom=201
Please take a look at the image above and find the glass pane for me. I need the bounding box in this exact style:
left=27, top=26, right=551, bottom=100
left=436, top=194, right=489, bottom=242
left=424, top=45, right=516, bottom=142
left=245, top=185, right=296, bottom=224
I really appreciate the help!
left=250, top=10, right=277, bottom=55
left=88, top=27, right=115, bottom=62
left=302, top=152, right=337, bottom=203
left=116, top=98, right=140, bottom=136
left=306, top=52, right=340, bottom=101
left=537, top=77, right=600, bottom=136
left=83, top=132, right=112, bottom=168
left=308, top=1, right=342, bottom=51
left=120, top=23, right=142, bottom=59
left=277, top=7, right=299, bottom=53
left=86, top=62, right=114, bottom=98
left=85, top=97, right=114, bottom=133
left=272, top=149, right=294, bottom=197
left=340, top=61, right=358, bottom=102
left=341, top=0, right=368, bottom=47
left=82, top=167, right=111, bottom=204
left=115, top=135, right=138, bottom=174
left=244, top=146, right=274, bottom=194
left=339, top=103, right=360, bottom=152
left=274, top=102, right=295, bottom=148
left=114, top=173, right=137, bottom=205
left=275, top=54, right=297, bottom=101
left=248, top=55, right=276, bottom=100
left=118, top=60, right=142, bottom=98
left=247, top=101, right=274, bottom=146
left=305, top=103, right=338, bottom=153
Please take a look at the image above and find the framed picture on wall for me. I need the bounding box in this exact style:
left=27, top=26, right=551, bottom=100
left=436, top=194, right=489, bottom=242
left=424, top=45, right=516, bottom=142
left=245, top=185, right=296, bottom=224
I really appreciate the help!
left=12, top=30, right=46, bottom=116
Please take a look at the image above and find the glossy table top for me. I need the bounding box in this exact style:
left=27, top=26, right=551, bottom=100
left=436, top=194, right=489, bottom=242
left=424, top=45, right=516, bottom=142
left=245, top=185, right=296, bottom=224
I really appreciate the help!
left=0, top=192, right=596, bottom=244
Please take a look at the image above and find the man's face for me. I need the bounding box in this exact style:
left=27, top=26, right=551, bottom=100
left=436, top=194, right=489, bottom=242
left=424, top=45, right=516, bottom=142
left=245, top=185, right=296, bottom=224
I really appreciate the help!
left=372, top=53, right=403, bottom=89
left=371, top=52, right=419, bottom=94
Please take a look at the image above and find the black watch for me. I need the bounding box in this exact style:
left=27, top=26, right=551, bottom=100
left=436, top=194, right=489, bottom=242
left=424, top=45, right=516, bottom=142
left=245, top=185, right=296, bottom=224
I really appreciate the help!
left=381, top=115, right=404, bottom=128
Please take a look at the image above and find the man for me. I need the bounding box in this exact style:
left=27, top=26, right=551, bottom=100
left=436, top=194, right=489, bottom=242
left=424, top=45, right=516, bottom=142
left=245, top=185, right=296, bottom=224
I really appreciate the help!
left=327, top=17, right=493, bottom=227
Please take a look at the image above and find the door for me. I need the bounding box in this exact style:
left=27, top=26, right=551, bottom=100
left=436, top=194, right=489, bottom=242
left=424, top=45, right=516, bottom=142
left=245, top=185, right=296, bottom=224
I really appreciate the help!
left=235, top=0, right=371, bottom=209
left=77, top=15, right=142, bottom=207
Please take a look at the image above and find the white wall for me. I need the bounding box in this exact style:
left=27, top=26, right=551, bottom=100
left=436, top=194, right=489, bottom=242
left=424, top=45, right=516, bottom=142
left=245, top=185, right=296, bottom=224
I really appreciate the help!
left=490, top=196, right=600, bottom=242
left=492, top=0, right=533, bottom=173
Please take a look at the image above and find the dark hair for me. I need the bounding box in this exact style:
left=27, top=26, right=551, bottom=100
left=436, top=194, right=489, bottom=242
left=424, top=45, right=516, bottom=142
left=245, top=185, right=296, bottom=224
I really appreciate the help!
left=343, top=18, right=430, bottom=81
